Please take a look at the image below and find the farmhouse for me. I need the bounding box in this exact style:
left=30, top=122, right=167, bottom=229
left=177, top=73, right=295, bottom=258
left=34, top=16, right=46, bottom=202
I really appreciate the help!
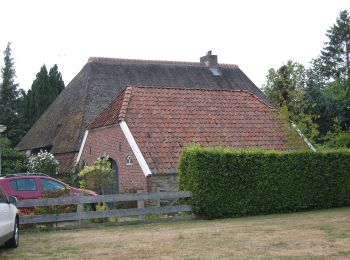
left=17, top=51, right=307, bottom=192
left=17, top=52, right=268, bottom=170
left=79, top=86, right=305, bottom=193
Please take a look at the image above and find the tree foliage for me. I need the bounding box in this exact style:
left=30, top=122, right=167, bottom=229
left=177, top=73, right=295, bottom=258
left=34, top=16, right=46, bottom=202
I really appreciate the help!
left=303, top=59, right=344, bottom=137
left=321, top=118, right=350, bottom=149
left=314, top=10, right=350, bottom=133
left=25, top=64, right=65, bottom=126
left=0, top=43, right=28, bottom=145
left=263, top=60, right=306, bottom=113
left=49, top=64, right=65, bottom=99
left=79, top=156, right=113, bottom=194
left=0, top=43, right=19, bottom=105
left=0, top=137, right=28, bottom=175
left=262, top=61, right=319, bottom=141
left=263, top=10, right=350, bottom=148
left=27, top=150, right=59, bottom=177
left=320, top=10, right=350, bottom=81
left=0, top=43, right=65, bottom=148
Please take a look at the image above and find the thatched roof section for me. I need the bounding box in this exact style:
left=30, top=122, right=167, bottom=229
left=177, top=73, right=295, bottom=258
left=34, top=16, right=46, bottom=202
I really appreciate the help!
left=17, top=57, right=269, bottom=154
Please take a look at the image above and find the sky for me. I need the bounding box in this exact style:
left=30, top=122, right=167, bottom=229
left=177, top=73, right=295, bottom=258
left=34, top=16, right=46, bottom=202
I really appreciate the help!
left=0, top=0, right=349, bottom=91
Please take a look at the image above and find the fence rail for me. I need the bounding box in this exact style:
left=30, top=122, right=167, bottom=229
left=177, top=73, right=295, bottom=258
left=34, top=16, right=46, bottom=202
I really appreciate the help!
left=17, top=190, right=192, bottom=225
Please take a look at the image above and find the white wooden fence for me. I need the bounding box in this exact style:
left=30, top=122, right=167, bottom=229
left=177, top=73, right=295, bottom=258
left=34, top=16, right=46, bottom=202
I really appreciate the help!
left=16, top=190, right=192, bottom=225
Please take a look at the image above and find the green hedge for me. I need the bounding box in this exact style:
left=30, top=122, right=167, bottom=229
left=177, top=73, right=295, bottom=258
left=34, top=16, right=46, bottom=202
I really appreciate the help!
left=178, top=146, right=350, bottom=218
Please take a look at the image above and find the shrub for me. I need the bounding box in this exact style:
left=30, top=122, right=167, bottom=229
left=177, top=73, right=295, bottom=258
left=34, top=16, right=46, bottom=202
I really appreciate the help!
left=78, top=156, right=113, bottom=194
left=179, top=146, right=350, bottom=218
left=28, top=150, right=59, bottom=177
left=0, top=137, right=28, bottom=175
left=34, top=187, right=75, bottom=215
left=321, top=118, right=350, bottom=149
left=322, top=130, right=350, bottom=149
left=61, top=160, right=86, bottom=188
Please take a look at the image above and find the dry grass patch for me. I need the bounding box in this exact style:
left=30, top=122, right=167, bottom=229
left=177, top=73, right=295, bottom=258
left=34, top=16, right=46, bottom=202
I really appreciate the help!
left=1, top=207, right=350, bottom=259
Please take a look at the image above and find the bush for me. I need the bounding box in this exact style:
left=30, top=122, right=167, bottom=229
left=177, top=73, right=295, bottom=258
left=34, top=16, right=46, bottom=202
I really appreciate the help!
left=320, top=118, right=350, bottom=149
left=0, top=137, right=28, bottom=175
left=34, top=187, right=76, bottom=215
left=179, top=146, right=350, bottom=218
left=28, top=150, right=59, bottom=177
left=322, top=130, right=350, bottom=149
left=61, top=160, right=85, bottom=188
left=79, top=156, right=113, bottom=194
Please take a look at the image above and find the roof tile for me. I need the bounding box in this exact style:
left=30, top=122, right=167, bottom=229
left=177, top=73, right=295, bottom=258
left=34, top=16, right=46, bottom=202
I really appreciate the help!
left=90, top=86, right=306, bottom=174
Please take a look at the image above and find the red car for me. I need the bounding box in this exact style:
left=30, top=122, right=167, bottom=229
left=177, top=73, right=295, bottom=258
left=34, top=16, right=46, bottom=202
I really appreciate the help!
left=0, top=173, right=96, bottom=200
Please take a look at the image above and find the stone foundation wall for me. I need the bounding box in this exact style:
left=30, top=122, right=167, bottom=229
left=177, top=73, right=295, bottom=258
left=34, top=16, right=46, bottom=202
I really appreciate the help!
left=147, top=174, right=178, bottom=192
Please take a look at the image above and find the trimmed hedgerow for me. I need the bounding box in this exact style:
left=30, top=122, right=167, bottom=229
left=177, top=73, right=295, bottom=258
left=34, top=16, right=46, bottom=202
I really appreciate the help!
left=178, top=146, right=350, bottom=218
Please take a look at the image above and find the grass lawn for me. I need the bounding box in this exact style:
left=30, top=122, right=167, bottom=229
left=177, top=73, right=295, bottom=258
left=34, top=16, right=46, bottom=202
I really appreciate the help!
left=1, top=207, right=350, bottom=259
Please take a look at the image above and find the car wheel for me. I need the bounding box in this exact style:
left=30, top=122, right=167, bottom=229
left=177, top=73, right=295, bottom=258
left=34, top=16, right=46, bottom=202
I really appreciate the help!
left=5, top=218, right=19, bottom=248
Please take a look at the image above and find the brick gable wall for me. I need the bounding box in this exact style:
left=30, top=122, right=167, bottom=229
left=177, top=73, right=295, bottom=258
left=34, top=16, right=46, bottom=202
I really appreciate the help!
left=80, top=125, right=148, bottom=193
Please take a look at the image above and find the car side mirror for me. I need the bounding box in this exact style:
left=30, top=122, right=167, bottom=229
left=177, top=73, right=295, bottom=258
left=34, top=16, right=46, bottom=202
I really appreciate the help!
left=8, top=196, right=17, bottom=205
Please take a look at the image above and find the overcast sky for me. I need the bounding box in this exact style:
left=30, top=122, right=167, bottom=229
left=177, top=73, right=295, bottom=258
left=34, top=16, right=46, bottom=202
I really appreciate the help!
left=0, top=0, right=349, bottom=91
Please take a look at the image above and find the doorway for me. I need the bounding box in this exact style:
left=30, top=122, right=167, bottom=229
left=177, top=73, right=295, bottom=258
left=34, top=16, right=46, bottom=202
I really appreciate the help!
left=103, top=158, right=119, bottom=194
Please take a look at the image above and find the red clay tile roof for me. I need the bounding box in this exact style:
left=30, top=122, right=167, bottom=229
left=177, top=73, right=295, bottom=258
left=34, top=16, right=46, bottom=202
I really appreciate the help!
left=89, top=86, right=305, bottom=174
left=88, top=87, right=132, bottom=129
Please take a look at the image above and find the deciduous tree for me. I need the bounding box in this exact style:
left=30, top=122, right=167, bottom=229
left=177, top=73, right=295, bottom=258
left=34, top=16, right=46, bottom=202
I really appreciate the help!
left=262, top=61, right=319, bottom=142
left=263, top=60, right=306, bottom=114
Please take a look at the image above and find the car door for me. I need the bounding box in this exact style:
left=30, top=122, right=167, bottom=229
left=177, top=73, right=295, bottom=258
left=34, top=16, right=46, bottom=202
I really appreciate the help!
left=9, top=178, right=40, bottom=200
left=0, top=187, right=12, bottom=237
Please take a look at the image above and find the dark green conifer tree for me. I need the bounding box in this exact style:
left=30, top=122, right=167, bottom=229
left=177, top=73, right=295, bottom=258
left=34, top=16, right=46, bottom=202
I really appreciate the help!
left=26, top=64, right=65, bottom=126
left=0, top=42, right=27, bottom=145
left=317, top=10, right=350, bottom=130
left=49, top=64, right=65, bottom=99
left=320, top=10, right=350, bottom=81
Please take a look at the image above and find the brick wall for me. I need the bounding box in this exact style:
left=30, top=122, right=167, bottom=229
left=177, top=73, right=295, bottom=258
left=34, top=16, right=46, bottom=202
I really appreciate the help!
left=80, top=125, right=148, bottom=192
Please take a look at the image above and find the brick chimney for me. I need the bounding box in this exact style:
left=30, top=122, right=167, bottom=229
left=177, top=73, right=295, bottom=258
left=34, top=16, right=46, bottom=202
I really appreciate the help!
left=200, top=51, right=221, bottom=76
left=200, top=51, right=218, bottom=68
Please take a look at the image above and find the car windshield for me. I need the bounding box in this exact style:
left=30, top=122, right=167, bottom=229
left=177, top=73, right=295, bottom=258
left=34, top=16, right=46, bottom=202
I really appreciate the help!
left=40, top=178, right=65, bottom=192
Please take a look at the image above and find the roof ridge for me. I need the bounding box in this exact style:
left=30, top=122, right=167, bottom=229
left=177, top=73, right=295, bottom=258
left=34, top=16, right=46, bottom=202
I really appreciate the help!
left=118, top=86, right=133, bottom=121
left=88, top=85, right=277, bottom=133
left=87, top=57, right=238, bottom=69
left=126, top=85, right=275, bottom=109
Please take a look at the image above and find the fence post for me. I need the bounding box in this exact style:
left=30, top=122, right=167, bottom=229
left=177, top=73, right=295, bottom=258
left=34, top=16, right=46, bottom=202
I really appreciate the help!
left=156, top=187, right=161, bottom=207
left=77, top=200, right=84, bottom=227
left=137, top=190, right=145, bottom=221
